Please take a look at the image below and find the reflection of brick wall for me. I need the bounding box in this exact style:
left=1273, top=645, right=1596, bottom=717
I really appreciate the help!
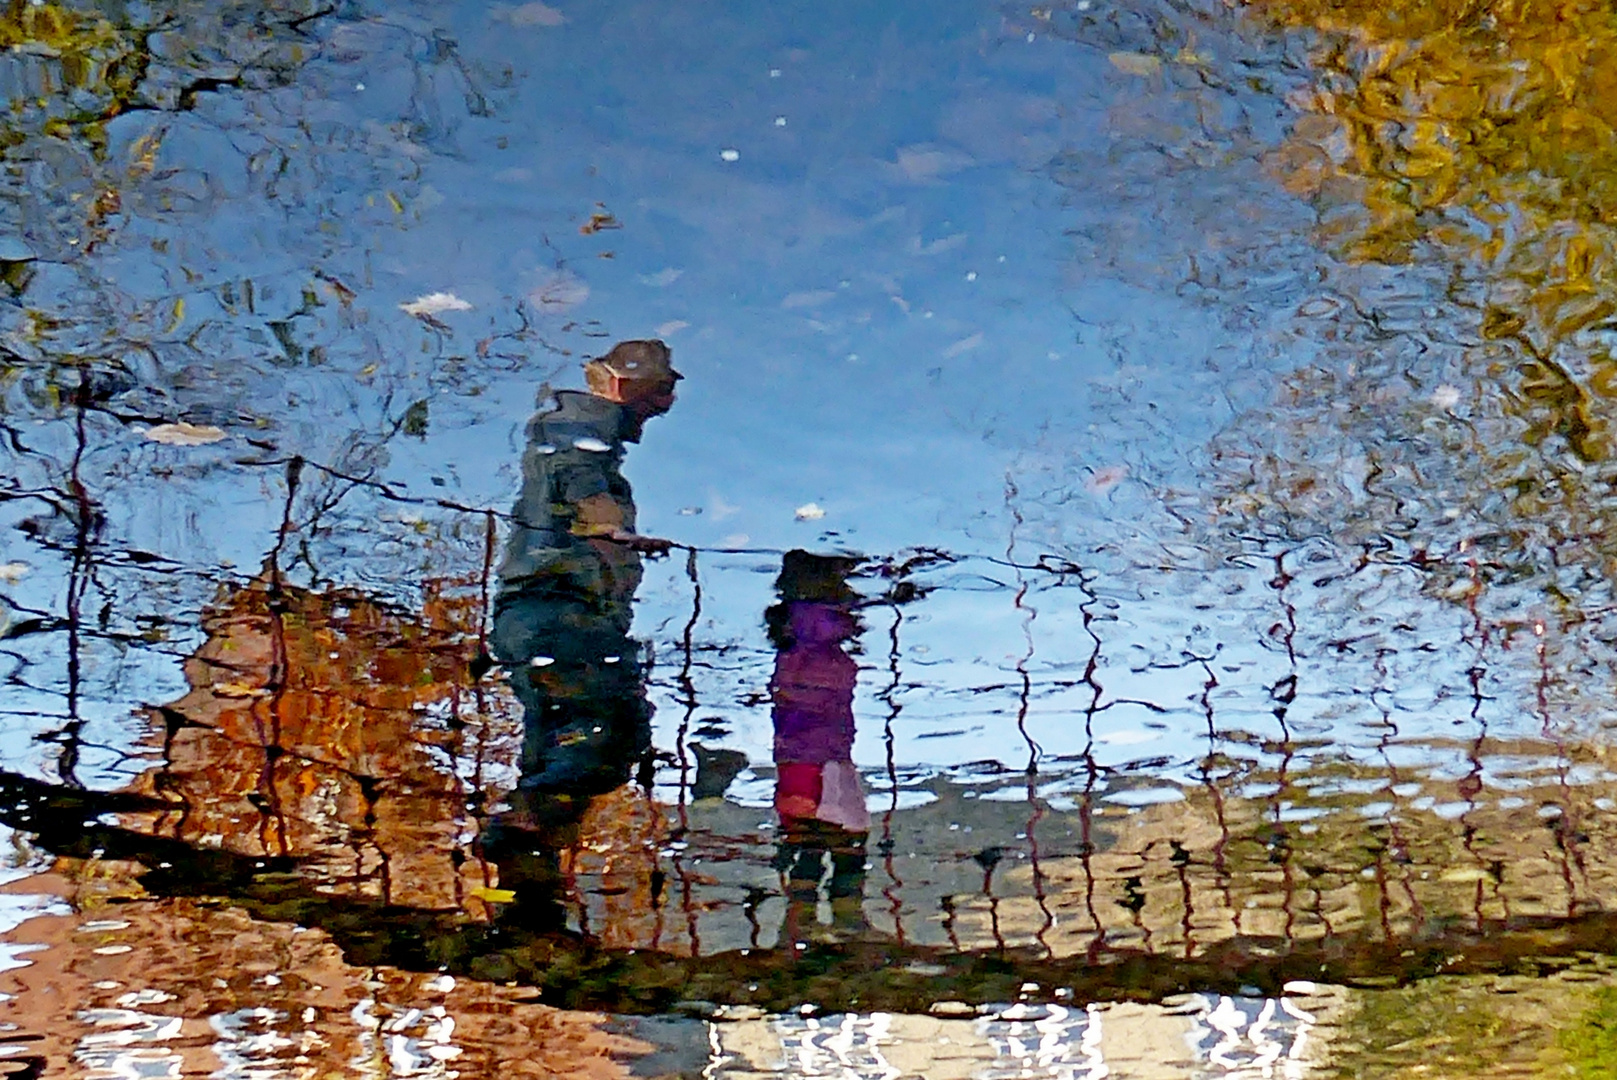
left=566, top=785, right=681, bottom=951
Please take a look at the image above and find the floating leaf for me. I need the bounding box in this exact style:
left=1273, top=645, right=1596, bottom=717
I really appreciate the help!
left=794, top=502, right=826, bottom=521
left=527, top=270, right=589, bottom=310
left=471, top=885, right=517, bottom=903
left=1108, top=52, right=1162, bottom=76
left=1087, top=465, right=1129, bottom=494
left=497, top=2, right=565, bottom=27
left=400, top=292, right=473, bottom=317
left=638, top=268, right=683, bottom=287
left=143, top=422, right=226, bottom=446
left=212, top=681, right=267, bottom=698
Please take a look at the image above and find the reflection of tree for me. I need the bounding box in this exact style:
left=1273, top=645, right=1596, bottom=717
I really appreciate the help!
left=1250, top=0, right=1617, bottom=462
left=124, top=575, right=510, bottom=914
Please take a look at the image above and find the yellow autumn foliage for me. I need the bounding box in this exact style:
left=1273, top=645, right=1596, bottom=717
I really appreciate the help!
left=0, top=0, right=120, bottom=59
left=1247, top=0, right=1617, bottom=459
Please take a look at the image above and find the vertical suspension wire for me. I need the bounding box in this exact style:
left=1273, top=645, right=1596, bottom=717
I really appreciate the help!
left=672, top=546, right=702, bottom=955
left=1538, top=611, right=1587, bottom=916
left=1074, top=563, right=1106, bottom=961
left=1004, top=472, right=1052, bottom=955
left=56, top=373, right=96, bottom=788
left=879, top=600, right=907, bottom=945
left=1196, top=655, right=1234, bottom=951
left=251, top=455, right=303, bottom=861
left=468, top=508, right=500, bottom=907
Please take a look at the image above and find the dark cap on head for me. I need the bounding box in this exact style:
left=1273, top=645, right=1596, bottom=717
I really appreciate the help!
left=589, top=339, right=681, bottom=384
left=775, top=549, right=862, bottom=604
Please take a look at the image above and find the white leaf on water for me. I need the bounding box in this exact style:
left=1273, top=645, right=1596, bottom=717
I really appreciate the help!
left=572, top=437, right=612, bottom=452
left=400, top=292, right=473, bottom=317
left=1432, top=384, right=1462, bottom=409
left=0, top=562, right=28, bottom=583
left=890, top=144, right=973, bottom=182
left=782, top=290, right=836, bottom=310
left=794, top=502, right=826, bottom=521
left=944, top=332, right=983, bottom=358
left=143, top=422, right=227, bottom=446
left=719, top=149, right=741, bottom=162
left=496, top=2, right=565, bottom=26
left=911, top=232, right=968, bottom=257
left=528, top=270, right=589, bottom=310
left=638, top=268, right=683, bottom=287
left=655, top=319, right=690, bottom=337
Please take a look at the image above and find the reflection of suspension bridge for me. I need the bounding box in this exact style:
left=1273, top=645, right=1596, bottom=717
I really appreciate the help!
left=6, top=444, right=1617, bottom=1014
left=2, top=581, right=1616, bottom=1013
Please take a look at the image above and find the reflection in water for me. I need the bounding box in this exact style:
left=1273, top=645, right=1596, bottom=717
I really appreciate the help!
left=482, top=340, right=679, bottom=932
left=767, top=551, right=870, bottom=943
left=9, top=0, right=1617, bottom=1074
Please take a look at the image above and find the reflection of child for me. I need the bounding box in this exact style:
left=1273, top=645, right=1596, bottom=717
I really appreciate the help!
left=767, top=551, right=871, bottom=940
left=771, top=600, right=870, bottom=834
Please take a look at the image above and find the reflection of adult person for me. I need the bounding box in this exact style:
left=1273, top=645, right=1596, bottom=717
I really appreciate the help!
left=481, top=340, right=679, bottom=931
left=766, top=551, right=871, bottom=940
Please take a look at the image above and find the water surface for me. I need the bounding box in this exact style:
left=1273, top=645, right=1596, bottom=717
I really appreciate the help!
left=5, top=0, right=1617, bottom=1075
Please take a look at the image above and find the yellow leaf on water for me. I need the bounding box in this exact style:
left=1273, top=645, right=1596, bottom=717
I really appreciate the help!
left=470, top=886, right=516, bottom=903
left=212, top=681, right=266, bottom=698
left=1109, top=51, right=1162, bottom=76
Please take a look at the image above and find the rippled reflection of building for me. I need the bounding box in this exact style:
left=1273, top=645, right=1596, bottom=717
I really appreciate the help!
left=0, top=570, right=673, bottom=1077
left=707, top=991, right=1340, bottom=1079
left=115, top=577, right=508, bottom=913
